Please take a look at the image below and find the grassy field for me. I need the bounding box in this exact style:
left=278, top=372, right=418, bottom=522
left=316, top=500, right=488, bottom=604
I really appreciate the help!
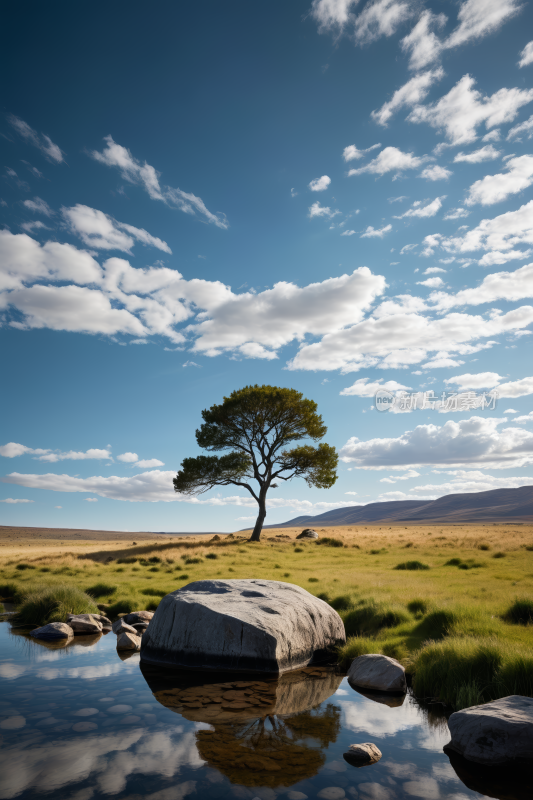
left=1, top=522, right=532, bottom=709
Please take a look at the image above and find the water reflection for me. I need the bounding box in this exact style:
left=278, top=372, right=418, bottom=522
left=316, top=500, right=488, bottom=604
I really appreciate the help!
left=144, top=665, right=343, bottom=788
left=445, top=748, right=533, bottom=800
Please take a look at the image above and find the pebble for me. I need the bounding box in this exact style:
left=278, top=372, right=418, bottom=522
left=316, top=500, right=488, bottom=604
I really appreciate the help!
left=74, top=708, right=99, bottom=717
left=108, top=704, right=133, bottom=714
left=317, top=790, right=346, bottom=800
left=0, top=716, right=26, bottom=730
left=72, top=721, right=98, bottom=732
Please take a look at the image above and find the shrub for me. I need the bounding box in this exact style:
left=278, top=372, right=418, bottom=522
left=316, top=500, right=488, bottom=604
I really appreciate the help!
left=329, top=595, right=353, bottom=611
left=176, top=573, right=189, bottom=580
left=478, top=543, right=490, bottom=551
left=445, top=558, right=462, bottom=566
left=16, top=585, right=99, bottom=626
left=0, top=582, right=20, bottom=600
left=184, top=557, right=203, bottom=565
left=87, top=582, right=118, bottom=598
left=142, top=587, right=168, bottom=597
left=316, top=537, right=344, bottom=548
left=149, top=567, right=160, bottom=572
left=15, top=563, right=36, bottom=571
left=317, top=592, right=330, bottom=603
left=205, top=553, right=218, bottom=560
left=294, top=547, right=303, bottom=553
left=394, top=561, right=430, bottom=571
left=39, top=567, right=51, bottom=572
left=308, top=577, right=319, bottom=583
left=493, top=551, right=506, bottom=558
left=117, top=557, right=138, bottom=564
left=504, top=597, right=533, bottom=625
left=148, top=557, right=162, bottom=564
left=407, top=598, right=431, bottom=616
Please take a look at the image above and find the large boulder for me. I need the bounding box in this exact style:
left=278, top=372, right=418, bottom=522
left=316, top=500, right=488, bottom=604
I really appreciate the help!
left=296, top=529, right=318, bottom=540
left=124, top=610, right=154, bottom=625
left=30, top=622, right=73, bottom=640
left=446, top=695, right=533, bottom=765
left=140, top=579, right=345, bottom=673
left=348, top=654, right=406, bottom=693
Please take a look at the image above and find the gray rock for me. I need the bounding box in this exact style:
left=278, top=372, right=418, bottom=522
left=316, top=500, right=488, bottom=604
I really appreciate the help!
left=67, top=613, right=111, bottom=625
left=343, top=743, right=382, bottom=767
left=446, top=695, right=533, bottom=765
left=296, top=529, right=318, bottom=540
left=112, top=618, right=138, bottom=635
left=348, top=654, right=406, bottom=693
left=68, top=615, right=103, bottom=635
left=116, top=631, right=142, bottom=651
left=124, top=610, right=154, bottom=625
left=30, top=622, right=73, bottom=640
left=132, top=622, right=149, bottom=632
left=140, top=578, right=345, bottom=673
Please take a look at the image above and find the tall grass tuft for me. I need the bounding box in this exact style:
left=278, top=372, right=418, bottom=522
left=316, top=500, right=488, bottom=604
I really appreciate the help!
left=504, top=597, right=533, bottom=625
left=342, top=600, right=411, bottom=637
left=316, top=537, right=344, bottom=548
left=394, top=561, right=430, bottom=571
left=338, top=636, right=382, bottom=665
left=0, top=582, right=20, bottom=600
left=106, top=597, right=139, bottom=618
left=87, top=582, right=118, bottom=598
left=16, top=584, right=99, bottom=626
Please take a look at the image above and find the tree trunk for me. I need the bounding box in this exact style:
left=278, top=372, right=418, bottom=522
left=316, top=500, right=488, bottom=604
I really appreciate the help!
left=250, top=496, right=266, bottom=542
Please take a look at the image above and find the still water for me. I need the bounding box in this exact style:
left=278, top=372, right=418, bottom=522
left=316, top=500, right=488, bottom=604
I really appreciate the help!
left=0, top=622, right=527, bottom=800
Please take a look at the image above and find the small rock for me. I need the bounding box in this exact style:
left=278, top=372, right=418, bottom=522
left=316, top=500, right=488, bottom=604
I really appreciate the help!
left=0, top=716, right=26, bottom=730
left=317, top=789, right=345, bottom=800
left=68, top=615, right=103, bottom=635
left=343, top=743, right=382, bottom=767
left=112, top=619, right=137, bottom=635
left=108, top=704, right=133, bottom=715
left=72, top=721, right=98, bottom=732
left=30, top=622, right=73, bottom=640
left=67, top=613, right=111, bottom=625
left=296, top=529, right=318, bottom=540
left=116, top=632, right=141, bottom=651
left=124, top=610, right=154, bottom=625
left=446, top=695, right=533, bottom=765
left=348, top=654, right=406, bottom=693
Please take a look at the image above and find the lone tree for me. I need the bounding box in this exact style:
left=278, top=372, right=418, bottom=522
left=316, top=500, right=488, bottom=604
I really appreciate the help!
left=173, top=384, right=338, bottom=541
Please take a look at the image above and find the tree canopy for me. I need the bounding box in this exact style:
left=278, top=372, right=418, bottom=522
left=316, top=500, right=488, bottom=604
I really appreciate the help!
left=173, top=384, right=338, bottom=540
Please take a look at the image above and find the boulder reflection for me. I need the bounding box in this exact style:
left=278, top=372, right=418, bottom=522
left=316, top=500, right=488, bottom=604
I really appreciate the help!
left=445, top=748, right=533, bottom=800
left=142, top=665, right=342, bottom=787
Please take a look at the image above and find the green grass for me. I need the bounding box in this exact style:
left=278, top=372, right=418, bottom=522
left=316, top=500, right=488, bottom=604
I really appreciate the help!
left=504, top=597, right=533, bottom=625
left=394, top=560, right=430, bottom=571
left=16, top=584, right=99, bottom=626
left=87, top=582, right=118, bottom=598
left=0, top=582, right=20, bottom=600
left=316, top=537, right=344, bottom=548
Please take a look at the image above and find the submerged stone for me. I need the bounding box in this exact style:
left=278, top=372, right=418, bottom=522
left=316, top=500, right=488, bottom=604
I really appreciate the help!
left=140, top=579, right=345, bottom=673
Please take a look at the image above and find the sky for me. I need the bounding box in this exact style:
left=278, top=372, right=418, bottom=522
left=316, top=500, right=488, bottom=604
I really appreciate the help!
left=1, top=0, right=533, bottom=533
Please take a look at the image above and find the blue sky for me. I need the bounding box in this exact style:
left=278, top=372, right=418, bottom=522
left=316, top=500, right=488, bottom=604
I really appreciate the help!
left=2, top=0, right=533, bottom=532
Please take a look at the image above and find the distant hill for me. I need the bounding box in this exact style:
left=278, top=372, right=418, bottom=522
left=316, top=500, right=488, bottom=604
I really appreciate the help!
left=263, top=486, right=533, bottom=527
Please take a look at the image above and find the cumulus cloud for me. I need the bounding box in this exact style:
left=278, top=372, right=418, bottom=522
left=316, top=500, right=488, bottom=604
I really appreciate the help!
left=310, top=0, right=359, bottom=34
left=348, top=146, right=425, bottom=176
left=360, top=224, right=392, bottom=238
left=20, top=220, right=50, bottom=234
left=62, top=205, right=171, bottom=254
left=400, top=10, right=447, bottom=71
left=394, top=196, right=445, bottom=219
left=518, top=40, right=533, bottom=68
left=371, top=68, right=444, bottom=126
left=417, top=276, right=445, bottom=288
left=308, top=201, right=339, bottom=218
left=117, top=452, right=138, bottom=462
left=444, top=207, right=470, bottom=220
left=0, top=442, right=114, bottom=462
left=429, top=262, right=533, bottom=311
left=444, top=371, right=503, bottom=389
left=288, top=306, right=533, bottom=373
left=8, top=115, right=64, bottom=163
left=507, top=115, right=533, bottom=140
left=387, top=469, right=533, bottom=498
left=90, top=135, right=228, bottom=229
left=23, top=197, right=54, bottom=216
left=408, top=75, right=533, bottom=145
left=0, top=442, right=50, bottom=458
left=419, top=165, right=452, bottom=181
left=0, top=498, right=33, bottom=503
left=454, top=145, right=502, bottom=162
left=494, top=376, right=533, bottom=398
left=343, top=143, right=381, bottom=161
left=309, top=175, right=331, bottom=191
left=465, top=155, right=533, bottom=206
left=339, top=415, right=533, bottom=469
left=340, top=377, right=411, bottom=396
left=353, top=0, right=413, bottom=45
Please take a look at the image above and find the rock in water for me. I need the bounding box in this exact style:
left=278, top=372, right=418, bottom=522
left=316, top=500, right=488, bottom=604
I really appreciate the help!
left=343, top=743, right=382, bottom=767
left=446, top=695, right=533, bottom=765
left=296, top=529, right=318, bottom=540
left=140, top=579, right=346, bottom=673
left=30, top=622, right=73, bottom=640
left=348, top=654, right=406, bottom=693
left=67, top=613, right=111, bottom=625
left=124, top=611, right=154, bottom=625
left=116, top=631, right=142, bottom=651
left=112, top=618, right=138, bottom=635
left=67, top=615, right=103, bottom=635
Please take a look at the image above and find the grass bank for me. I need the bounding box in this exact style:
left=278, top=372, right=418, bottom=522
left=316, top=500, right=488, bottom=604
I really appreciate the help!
left=1, top=522, right=532, bottom=709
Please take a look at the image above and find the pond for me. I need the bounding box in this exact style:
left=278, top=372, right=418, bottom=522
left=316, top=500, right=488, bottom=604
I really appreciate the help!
left=0, top=621, right=529, bottom=800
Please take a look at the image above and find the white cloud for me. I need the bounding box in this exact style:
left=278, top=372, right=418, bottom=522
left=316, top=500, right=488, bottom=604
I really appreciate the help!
left=417, top=276, right=445, bottom=288
left=340, top=377, right=411, bottom=396
left=339, top=415, right=533, bottom=469
left=343, top=143, right=381, bottom=162
left=507, top=115, right=533, bottom=140
left=8, top=115, right=64, bottom=163
left=465, top=155, right=533, bottom=206
left=288, top=306, right=533, bottom=373
left=445, top=0, right=521, bottom=50
left=360, top=224, right=392, bottom=238
left=424, top=267, right=446, bottom=274
left=444, top=371, right=503, bottom=389
left=518, top=41, right=533, bottom=68
left=408, top=75, right=533, bottom=145
left=23, top=197, right=54, bottom=216
left=429, top=262, right=533, bottom=311
left=513, top=411, right=533, bottom=423
left=505, top=408, right=518, bottom=413
left=400, top=10, right=447, bottom=71
left=454, top=145, right=502, bottom=163
left=36, top=448, right=113, bottom=463
left=20, top=221, right=50, bottom=234
left=348, top=146, right=425, bottom=176
left=0, top=498, right=34, bottom=504
left=117, top=452, right=139, bottom=462
left=62, top=205, right=171, bottom=254
left=310, top=0, right=359, bottom=34
left=371, top=68, right=444, bottom=126
left=309, top=175, right=331, bottom=191
left=0, top=442, right=50, bottom=458
left=394, top=196, right=444, bottom=219
left=86, top=498, right=98, bottom=502
left=419, top=165, right=452, bottom=181
left=135, top=458, right=165, bottom=468
left=90, top=135, right=228, bottom=229
left=308, top=201, right=339, bottom=218
left=495, top=376, right=533, bottom=398
left=354, top=0, right=413, bottom=45
left=341, top=229, right=356, bottom=236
